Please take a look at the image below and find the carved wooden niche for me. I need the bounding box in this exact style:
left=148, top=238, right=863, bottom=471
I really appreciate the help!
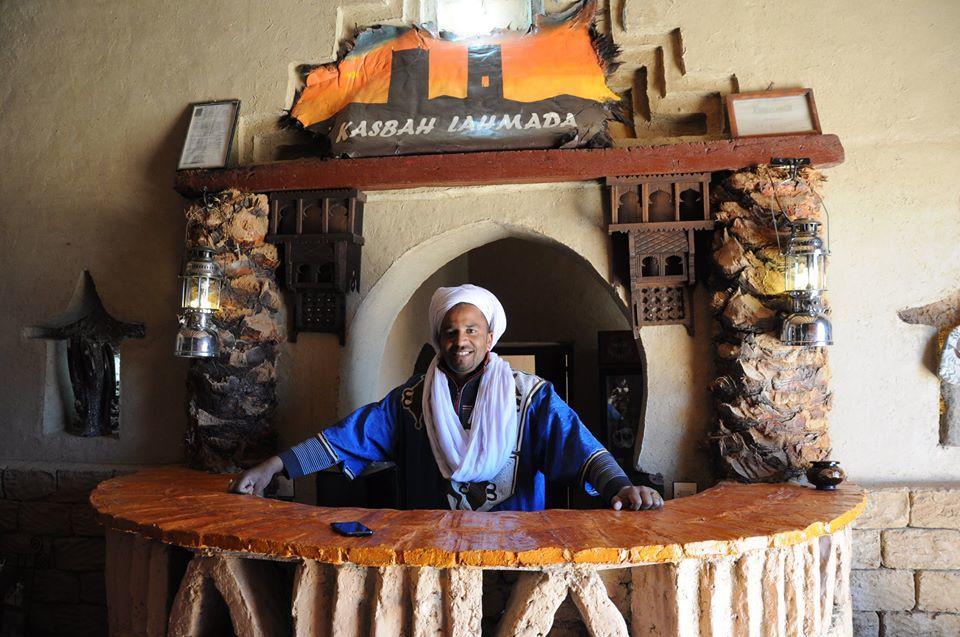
left=24, top=270, right=145, bottom=436
left=266, top=189, right=365, bottom=343
left=607, top=173, right=713, bottom=337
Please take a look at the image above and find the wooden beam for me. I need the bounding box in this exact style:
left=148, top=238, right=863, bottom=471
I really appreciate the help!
left=174, top=134, right=844, bottom=197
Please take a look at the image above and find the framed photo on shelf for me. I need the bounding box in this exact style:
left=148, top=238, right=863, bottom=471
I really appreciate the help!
left=177, top=99, right=240, bottom=170
left=725, top=89, right=821, bottom=138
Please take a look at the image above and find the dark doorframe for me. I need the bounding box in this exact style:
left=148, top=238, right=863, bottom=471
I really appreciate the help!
left=494, top=342, right=578, bottom=509
left=494, top=341, right=574, bottom=404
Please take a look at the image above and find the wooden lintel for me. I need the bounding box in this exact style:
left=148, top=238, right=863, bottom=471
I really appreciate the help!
left=609, top=220, right=714, bottom=234
left=174, top=134, right=844, bottom=197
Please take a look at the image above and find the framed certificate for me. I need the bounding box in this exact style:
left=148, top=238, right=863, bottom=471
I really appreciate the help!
left=725, top=89, right=821, bottom=138
left=177, top=99, right=241, bottom=170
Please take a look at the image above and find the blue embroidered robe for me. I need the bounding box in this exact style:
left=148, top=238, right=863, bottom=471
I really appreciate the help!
left=280, top=371, right=629, bottom=511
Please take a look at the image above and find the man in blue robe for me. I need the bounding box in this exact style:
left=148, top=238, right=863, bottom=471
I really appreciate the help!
left=232, top=285, right=662, bottom=512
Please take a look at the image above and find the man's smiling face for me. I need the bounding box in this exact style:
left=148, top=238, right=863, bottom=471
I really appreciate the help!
left=439, top=303, right=493, bottom=379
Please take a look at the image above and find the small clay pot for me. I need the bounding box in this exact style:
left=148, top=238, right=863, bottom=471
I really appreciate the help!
left=806, top=460, right=846, bottom=490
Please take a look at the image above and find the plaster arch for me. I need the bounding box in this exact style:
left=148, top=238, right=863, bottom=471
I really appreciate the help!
left=340, top=219, right=634, bottom=414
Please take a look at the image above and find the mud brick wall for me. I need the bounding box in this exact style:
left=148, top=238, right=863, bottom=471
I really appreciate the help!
left=0, top=466, right=119, bottom=637
left=851, top=486, right=960, bottom=636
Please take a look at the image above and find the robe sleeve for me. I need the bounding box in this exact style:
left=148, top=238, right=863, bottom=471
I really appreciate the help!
left=529, top=381, right=632, bottom=503
left=278, top=388, right=400, bottom=480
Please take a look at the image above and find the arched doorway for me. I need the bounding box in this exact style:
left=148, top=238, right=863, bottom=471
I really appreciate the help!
left=343, top=227, right=651, bottom=505
left=341, top=221, right=630, bottom=411
left=338, top=216, right=714, bottom=500
left=380, top=237, right=631, bottom=440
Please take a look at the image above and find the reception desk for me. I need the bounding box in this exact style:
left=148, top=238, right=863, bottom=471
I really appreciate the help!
left=91, top=467, right=864, bottom=636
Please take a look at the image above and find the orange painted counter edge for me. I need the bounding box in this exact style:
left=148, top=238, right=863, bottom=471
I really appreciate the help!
left=91, top=467, right=865, bottom=568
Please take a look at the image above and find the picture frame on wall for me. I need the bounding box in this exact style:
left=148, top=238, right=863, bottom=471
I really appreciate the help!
left=177, top=99, right=241, bottom=170
left=725, top=89, right=821, bottom=138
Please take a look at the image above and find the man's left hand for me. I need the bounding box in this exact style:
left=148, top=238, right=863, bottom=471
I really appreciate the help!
left=610, top=485, right=663, bottom=510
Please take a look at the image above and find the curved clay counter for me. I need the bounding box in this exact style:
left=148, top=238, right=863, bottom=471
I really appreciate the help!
left=92, top=467, right=864, bottom=636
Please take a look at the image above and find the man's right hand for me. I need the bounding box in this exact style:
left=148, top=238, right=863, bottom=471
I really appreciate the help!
left=229, top=455, right=284, bottom=496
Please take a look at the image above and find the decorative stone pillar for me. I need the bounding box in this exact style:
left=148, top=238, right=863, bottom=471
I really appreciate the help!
left=182, top=189, right=285, bottom=471
left=708, top=167, right=832, bottom=482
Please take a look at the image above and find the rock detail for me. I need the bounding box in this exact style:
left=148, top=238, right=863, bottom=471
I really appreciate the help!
left=182, top=190, right=285, bottom=472
left=910, top=488, right=960, bottom=529
left=105, top=528, right=173, bottom=637
left=0, top=467, right=115, bottom=636
left=709, top=167, right=832, bottom=482
left=167, top=553, right=290, bottom=637
left=495, top=567, right=628, bottom=636
left=852, top=611, right=880, bottom=637
left=850, top=569, right=915, bottom=612
left=916, top=571, right=960, bottom=613
left=851, top=529, right=881, bottom=569
left=856, top=488, right=910, bottom=529
left=630, top=530, right=851, bottom=636
left=883, top=611, right=960, bottom=636
left=881, top=528, right=960, bottom=569
left=852, top=485, right=960, bottom=630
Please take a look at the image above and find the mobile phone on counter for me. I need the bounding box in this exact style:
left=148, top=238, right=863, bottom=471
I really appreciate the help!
left=331, top=521, right=374, bottom=537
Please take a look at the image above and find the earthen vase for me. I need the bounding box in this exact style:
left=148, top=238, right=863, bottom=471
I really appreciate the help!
left=806, top=460, right=845, bottom=490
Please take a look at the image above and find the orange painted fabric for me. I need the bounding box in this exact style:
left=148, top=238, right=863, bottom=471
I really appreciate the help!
left=290, top=8, right=618, bottom=127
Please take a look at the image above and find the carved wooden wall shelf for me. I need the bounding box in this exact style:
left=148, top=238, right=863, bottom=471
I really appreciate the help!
left=174, top=134, right=844, bottom=196
left=266, top=189, right=365, bottom=343
left=607, top=173, right=713, bottom=336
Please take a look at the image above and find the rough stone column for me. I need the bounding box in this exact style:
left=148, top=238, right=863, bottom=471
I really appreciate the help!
left=183, top=189, right=285, bottom=471
left=709, top=167, right=832, bottom=482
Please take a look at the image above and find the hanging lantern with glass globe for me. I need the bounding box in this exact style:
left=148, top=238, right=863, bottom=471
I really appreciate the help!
left=780, top=218, right=834, bottom=347
left=174, top=247, right=223, bottom=358
left=783, top=219, right=828, bottom=294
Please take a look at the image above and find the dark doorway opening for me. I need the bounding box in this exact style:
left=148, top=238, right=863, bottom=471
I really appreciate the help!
left=494, top=342, right=577, bottom=509
left=494, top=342, right=573, bottom=404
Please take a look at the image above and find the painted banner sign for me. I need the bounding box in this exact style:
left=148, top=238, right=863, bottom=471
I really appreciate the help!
left=286, top=1, right=620, bottom=157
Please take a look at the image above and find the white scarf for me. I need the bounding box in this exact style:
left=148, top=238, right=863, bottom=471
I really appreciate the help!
left=422, top=284, right=515, bottom=483
left=422, top=352, right=517, bottom=483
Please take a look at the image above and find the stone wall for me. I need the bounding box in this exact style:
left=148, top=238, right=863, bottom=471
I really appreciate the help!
left=0, top=466, right=118, bottom=637
left=852, top=486, right=960, bottom=636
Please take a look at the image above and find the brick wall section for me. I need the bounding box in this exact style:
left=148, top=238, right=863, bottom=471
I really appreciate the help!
left=852, top=486, right=960, bottom=637
left=0, top=466, right=124, bottom=637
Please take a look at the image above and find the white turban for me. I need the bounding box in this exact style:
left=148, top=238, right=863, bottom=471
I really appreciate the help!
left=423, top=284, right=515, bottom=484
left=428, top=284, right=507, bottom=349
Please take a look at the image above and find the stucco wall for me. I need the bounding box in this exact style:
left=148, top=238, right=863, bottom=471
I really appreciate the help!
left=1, top=1, right=958, bottom=487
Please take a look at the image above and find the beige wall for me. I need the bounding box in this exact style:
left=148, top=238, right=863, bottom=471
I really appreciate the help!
left=1, top=1, right=959, bottom=487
